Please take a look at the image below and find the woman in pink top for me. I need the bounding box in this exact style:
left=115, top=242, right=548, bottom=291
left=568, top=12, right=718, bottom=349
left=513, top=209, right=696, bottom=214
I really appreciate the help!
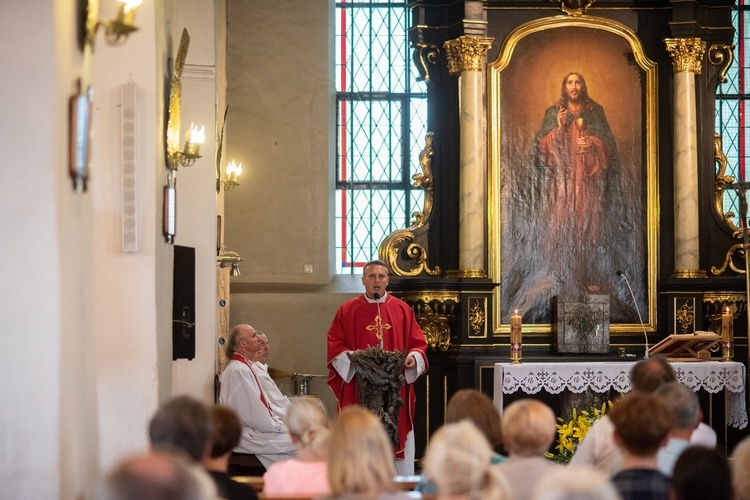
left=263, top=398, right=331, bottom=496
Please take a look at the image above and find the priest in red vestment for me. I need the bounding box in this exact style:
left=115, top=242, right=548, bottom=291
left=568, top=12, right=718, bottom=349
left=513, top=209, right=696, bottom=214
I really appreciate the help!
left=327, top=259, right=428, bottom=475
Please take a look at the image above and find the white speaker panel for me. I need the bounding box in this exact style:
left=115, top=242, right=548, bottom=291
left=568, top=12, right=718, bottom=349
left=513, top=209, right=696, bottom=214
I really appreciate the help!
left=121, top=83, right=138, bottom=252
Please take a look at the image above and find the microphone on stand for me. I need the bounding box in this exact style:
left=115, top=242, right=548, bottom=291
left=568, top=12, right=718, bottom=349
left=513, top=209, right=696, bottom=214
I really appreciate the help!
left=617, top=270, right=649, bottom=359
left=374, top=293, right=383, bottom=348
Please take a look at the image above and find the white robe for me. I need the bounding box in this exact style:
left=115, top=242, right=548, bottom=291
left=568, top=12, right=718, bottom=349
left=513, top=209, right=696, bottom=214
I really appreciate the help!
left=254, top=362, right=291, bottom=418
left=219, top=359, right=295, bottom=468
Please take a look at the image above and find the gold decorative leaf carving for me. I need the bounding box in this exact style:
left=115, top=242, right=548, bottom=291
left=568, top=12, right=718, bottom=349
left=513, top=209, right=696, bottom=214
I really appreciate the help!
left=665, top=38, right=706, bottom=75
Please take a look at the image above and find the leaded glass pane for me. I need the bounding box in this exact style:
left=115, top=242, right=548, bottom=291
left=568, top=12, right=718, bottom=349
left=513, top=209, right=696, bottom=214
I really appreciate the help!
left=336, top=0, right=427, bottom=273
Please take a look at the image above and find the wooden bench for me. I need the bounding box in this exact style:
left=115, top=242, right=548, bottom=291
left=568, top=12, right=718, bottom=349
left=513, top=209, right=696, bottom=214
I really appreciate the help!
left=228, top=452, right=266, bottom=476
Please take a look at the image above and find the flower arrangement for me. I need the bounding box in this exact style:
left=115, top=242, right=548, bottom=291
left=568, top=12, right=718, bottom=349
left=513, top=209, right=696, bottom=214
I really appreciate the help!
left=546, top=400, right=613, bottom=463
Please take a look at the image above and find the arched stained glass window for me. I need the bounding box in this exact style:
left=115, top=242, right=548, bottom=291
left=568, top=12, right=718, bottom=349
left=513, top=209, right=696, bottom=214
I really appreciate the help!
left=335, top=0, right=428, bottom=273
left=716, top=3, right=749, bottom=225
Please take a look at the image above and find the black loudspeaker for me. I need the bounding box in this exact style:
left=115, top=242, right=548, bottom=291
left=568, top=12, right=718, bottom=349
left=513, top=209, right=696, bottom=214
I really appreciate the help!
left=173, top=245, right=196, bottom=360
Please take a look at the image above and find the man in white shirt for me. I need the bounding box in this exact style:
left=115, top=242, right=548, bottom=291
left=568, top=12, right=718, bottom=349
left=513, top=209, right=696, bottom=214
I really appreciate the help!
left=251, top=332, right=291, bottom=418
left=219, top=324, right=295, bottom=468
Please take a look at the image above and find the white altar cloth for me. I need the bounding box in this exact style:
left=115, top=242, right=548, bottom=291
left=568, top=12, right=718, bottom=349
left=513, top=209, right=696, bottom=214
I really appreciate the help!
left=493, top=361, right=747, bottom=429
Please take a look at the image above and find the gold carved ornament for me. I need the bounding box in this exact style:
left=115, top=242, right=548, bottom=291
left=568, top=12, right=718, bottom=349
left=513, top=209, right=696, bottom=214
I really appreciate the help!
left=379, top=133, right=441, bottom=277
left=415, top=43, right=440, bottom=83
left=405, top=292, right=459, bottom=351
left=708, top=44, right=735, bottom=84
left=548, top=0, right=597, bottom=17
left=664, top=38, right=706, bottom=75
left=469, top=300, right=486, bottom=337
left=711, top=132, right=750, bottom=276
left=443, top=36, right=494, bottom=75
left=675, top=301, right=694, bottom=335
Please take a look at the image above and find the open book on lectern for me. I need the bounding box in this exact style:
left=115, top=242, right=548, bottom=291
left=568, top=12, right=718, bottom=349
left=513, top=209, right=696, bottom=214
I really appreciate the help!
left=647, top=331, right=722, bottom=361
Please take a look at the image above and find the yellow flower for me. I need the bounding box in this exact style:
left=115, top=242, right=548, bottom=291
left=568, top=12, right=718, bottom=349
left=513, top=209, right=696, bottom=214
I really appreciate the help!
left=546, top=400, right=613, bottom=463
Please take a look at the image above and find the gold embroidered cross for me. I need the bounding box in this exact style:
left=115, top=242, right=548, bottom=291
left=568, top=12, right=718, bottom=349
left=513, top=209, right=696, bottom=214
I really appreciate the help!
left=366, top=315, right=392, bottom=340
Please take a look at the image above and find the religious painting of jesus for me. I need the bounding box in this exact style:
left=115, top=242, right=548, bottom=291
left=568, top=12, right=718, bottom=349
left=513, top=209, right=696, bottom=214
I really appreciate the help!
left=487, top=17, right=658, bottom=332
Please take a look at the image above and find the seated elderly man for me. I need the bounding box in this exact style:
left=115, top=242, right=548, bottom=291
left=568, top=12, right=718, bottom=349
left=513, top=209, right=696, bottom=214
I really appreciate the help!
left=219, top=323, right=295, bottom=468
left=251, top=331, right=291, bottom=418
left=494, top=398, right=560, bottom=500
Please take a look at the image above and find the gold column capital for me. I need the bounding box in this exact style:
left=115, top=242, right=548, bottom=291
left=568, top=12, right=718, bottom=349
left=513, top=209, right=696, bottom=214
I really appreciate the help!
left=664, top=38, right=706, bottom=74
left=443, top=36, right=494, bottom=75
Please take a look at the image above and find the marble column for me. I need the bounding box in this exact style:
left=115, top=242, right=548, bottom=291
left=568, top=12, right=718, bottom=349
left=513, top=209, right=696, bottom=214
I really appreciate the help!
left=444, top=36, right=493, bottom=277
left=665, top=38, right=707, bottom=278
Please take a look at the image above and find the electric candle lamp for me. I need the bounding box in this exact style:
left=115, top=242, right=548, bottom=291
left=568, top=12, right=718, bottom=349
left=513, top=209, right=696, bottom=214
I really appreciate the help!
left=226, top=160, right=242, bottom=183
left=183, top=124, right=204, bottom=156
left=116, top=0, right=142, bottom=26
left=510, top=309, right=522, bottom=364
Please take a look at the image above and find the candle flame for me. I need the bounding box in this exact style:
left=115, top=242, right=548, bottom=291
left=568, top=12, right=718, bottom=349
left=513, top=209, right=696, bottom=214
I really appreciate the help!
left=515, top=309, right=518, bottom=315
left=120, top=0, right=143, bottom=12
left=226, top=160, right=242, bottom=176
left=188, top=124, right=205, bottom=144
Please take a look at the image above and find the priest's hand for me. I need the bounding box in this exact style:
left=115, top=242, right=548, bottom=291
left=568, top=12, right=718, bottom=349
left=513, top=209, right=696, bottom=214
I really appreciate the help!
left=404, top=355, right=416, bottom=370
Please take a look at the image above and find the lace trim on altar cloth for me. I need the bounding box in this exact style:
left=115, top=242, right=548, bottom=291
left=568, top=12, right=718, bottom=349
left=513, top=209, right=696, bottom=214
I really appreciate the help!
left=496, top=362, right=747, bottom=429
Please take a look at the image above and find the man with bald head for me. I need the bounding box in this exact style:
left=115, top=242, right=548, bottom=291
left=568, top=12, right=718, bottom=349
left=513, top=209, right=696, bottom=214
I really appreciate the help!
left=219, top=323, right=295, bottom=468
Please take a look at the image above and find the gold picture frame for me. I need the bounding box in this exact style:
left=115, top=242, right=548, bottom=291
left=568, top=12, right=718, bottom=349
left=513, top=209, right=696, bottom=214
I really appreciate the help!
left=487, top=15, right=658, bottom=336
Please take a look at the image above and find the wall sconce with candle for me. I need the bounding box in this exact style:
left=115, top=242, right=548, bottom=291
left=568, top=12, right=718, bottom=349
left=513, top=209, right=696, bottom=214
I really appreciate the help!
left=81, top=0, right=143, bottom=49
left=162, top=28, right=205, bottom=244
left=219, top=160, right=242, bottom=191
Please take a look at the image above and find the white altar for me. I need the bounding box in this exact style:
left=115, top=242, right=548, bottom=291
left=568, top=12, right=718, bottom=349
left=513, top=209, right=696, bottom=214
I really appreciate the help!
left=493, top=361, right=747, bottom=429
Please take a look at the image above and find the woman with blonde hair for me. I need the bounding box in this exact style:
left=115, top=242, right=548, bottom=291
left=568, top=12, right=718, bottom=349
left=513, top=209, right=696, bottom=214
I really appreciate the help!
left=495, top=398, right=560, bottom=500
left=327, top=405, right=399, bottom=497
left=423, top=420, right=510, bottom=499
left=263, top=398, right=331, bottom=496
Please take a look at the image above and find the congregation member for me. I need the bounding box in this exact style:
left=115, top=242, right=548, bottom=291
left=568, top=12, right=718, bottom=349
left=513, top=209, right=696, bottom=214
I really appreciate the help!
left=327, top=259, right=429, bottom=475
left=732, top=435, right=750, bottom=500
left=570, top=356, right=716, bottom=474
left=263, top=398, right=332, bottom=497
left=494, top=398, right=560, bottom=500
left=148, top=395, right=212, bottom=463
left=327, top=405, right=403, bottom=498
left=251, top=331, right=291, bottom=418
left=202, top=405, right=258, bottom=500
left=609, top=392, right=673, bottom=500
left=669, top=447, right=732, bottom=500
left=653, top=381, right=701, bottom=476
left=445, top=388, right=506, bottom=462
left=422, top=420, right=510, bottom=499
left=532, top=467, right=620, bottom=500
left=416, top=389, right=506, bottom=495
left=220, top=323, right=296, bottom=467
left=100, top=451, right=216, bottom=500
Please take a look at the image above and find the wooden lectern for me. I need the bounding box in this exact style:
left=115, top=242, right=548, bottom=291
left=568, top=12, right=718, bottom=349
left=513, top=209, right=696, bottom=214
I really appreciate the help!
left=647, top=331, right=722, bottom=361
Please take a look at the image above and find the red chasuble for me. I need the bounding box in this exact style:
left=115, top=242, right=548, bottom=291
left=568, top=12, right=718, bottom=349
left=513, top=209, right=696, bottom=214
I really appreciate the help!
left=327, top=294, right=428, bottom=459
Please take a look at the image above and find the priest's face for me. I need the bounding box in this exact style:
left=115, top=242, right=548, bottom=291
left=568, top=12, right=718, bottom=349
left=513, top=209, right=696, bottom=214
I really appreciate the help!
left=362, top=263, right=389, bottom=298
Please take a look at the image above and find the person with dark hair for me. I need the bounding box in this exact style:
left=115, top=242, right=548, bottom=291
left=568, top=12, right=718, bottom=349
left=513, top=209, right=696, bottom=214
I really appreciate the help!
left=100, top=451, right=216, bottom=500
left=670, top=447, right=732, bottom=500
left=148, top=395, right=212, bottom=463
left=327, top=259, right=429, bottom=475
left=609, top=392, right=674, bottom=500
left=220, top=323, right=295, bottom=467
left=445, top=388, right=505, bottom=461
left=201, top=405, right=258, bottom=500
left=570, top=356, right=715, bottom=474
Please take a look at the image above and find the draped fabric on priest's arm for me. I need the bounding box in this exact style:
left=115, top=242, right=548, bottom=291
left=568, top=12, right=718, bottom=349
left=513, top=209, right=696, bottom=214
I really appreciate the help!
left=327, top=294, right=428, bottom=459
